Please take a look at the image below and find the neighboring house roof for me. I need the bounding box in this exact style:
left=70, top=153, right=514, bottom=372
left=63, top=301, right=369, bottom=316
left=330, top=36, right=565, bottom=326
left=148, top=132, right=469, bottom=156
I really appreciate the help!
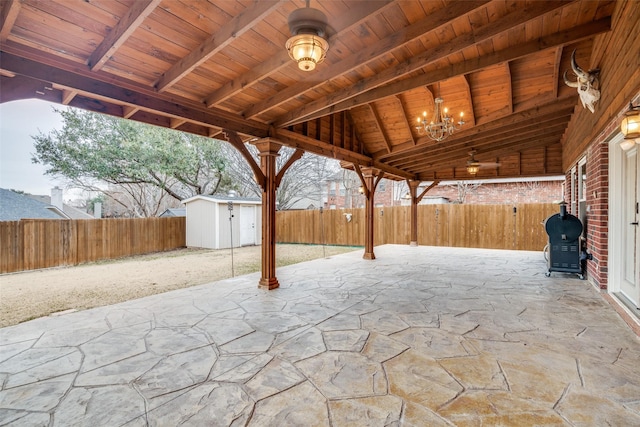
left=28, top=194, right=93, bottom=219
left=182, top=194, right=261, bottom=205
left=285, top=197, right=319, bottom=210
left=158, top=208, right=186, bottom=217
left=0, top=188, right=69, bottom=221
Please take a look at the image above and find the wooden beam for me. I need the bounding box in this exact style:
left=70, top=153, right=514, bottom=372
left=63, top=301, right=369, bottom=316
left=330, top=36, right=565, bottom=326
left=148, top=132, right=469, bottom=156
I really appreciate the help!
left=417, top=180, right=441, bottom=204
left=276, top=16, right=611, bottom=128
left=461, top=75, right=476, bottom=127
left=274, top=1, right=573, bottom=127
left=88, top=0, right=161, bottom=71
left=376, top=95, right=577, bottom=162
left=552, top=46, right=564, bottom=98
left=243, top=0, right=490, bottom=119
left=170, top=118, right=186, bottom=129
left=395, top=94, right=416, bottom=145
left=367, top=103, right=392, bottom=154
left=204, top=0, right=394, bottom=108
left=411, top=135, right=562, bottom=173
left=391, top=118, right=570, bottom=170
left=273, top=128, right=372, bottom=167
left=122, top=105, right=138, bottom=119
left=275, top=149, right=304, bottom=188
left=505, top=62, right=514, bottom=114
left=0, top=51, right=269, bottom=138
left=61, top=89, right=77, bottom=105
left=224, top=130, right=265, bottom=190
left=0, top=0, right=21, bottom=43
left=155, top=1, right=281, bottom=92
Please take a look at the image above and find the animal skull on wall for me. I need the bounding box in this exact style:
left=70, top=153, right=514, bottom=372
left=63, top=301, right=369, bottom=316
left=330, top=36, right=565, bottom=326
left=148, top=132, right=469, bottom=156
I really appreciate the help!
left=563, top=49, right=600, bottom=113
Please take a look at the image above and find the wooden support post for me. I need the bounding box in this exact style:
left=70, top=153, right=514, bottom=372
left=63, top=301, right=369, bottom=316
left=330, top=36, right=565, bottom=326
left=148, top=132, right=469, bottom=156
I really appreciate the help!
left=254, top=139, right=281, bottom=290
left=408, top=180, right=420, bottom=246
left=406, top=179, right=440, bottom=247
left=354, top=165, right=384, bottom=260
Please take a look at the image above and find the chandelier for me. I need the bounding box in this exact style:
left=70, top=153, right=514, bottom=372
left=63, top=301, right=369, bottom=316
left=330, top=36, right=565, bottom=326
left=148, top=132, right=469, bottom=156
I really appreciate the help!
left=286, top=1, right=329, bottom=71
left=415, top=87, right=464, bottom=142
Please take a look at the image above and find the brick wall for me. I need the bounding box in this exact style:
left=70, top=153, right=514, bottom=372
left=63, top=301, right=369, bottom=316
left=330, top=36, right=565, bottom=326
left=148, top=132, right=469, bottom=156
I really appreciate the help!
left=428, top=180, right=563, bottom=204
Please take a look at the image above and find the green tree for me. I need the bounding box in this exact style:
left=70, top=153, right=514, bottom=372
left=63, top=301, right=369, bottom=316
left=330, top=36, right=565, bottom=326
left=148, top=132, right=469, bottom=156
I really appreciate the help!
left=32, top=108, right=234, bottom=216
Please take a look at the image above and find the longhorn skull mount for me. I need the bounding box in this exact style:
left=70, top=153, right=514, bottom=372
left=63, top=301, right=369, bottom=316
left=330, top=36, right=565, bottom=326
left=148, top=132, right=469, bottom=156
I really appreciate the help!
left=563, top=49, right=600, bottom=113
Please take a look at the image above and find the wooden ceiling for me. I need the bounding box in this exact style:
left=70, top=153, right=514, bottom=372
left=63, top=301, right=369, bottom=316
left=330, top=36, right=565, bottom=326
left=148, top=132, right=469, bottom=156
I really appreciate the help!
left=0, top=0, right=616, bottom=181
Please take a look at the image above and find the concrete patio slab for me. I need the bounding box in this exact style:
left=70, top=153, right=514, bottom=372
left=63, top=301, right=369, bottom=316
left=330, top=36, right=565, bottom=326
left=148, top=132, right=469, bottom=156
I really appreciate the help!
left=1, top=245, right=640, bottom=426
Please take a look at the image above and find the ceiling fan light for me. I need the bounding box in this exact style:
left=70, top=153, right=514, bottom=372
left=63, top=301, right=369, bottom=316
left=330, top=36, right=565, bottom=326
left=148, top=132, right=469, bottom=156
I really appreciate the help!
left=467, top=164, right=480, bottom=175
left=286, top=5, right=329, bottom=72
left=286, top=34, right=329, bottom=71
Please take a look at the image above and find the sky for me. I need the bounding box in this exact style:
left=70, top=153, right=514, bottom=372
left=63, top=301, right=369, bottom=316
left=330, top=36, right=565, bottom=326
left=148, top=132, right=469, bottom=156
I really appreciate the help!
left=0, top=99, right=66, bottom=196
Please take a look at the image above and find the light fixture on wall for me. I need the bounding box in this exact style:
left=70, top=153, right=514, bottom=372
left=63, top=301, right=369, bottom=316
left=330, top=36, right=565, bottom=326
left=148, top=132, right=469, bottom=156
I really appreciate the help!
left=286, top=0, right=329, bottom=71
left=415, top=84, right=464, bottom=142
left=619, top=102, right=640, bottom=150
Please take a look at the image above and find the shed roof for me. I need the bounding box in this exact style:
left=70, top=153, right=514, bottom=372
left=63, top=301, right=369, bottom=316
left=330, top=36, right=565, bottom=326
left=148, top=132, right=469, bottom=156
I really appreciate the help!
left=181, top=195, right=261, bottom=205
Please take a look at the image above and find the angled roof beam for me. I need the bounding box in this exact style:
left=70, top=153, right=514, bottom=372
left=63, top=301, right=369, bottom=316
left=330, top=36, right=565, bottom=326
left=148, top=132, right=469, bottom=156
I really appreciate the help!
left=0, top=51, right=269, bottom=137
left=88, top=0, right=162, bottom=71
left=155, top=1, right=282, bottom=92
left=276, top=13, right=611, bottom=128
left=0, top=0, right=21, bottom=43
left=395, top=95, right=416, bottom=145
left=243, top=0, right=490, bottom=119
left=368, top=104, right=392, bottom=154
left=204, top=0, right=394, bottom=108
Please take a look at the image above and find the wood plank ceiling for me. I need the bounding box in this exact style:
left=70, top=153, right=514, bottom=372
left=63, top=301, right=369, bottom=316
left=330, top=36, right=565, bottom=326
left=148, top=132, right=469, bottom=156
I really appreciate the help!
left=0, top=0, right=615, bottom=182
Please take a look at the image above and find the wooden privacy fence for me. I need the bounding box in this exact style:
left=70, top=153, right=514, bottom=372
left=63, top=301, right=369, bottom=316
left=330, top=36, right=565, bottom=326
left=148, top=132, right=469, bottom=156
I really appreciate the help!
left=276, top=203, right=557, bottom=251
left=1, top=217, right=185, bottom=274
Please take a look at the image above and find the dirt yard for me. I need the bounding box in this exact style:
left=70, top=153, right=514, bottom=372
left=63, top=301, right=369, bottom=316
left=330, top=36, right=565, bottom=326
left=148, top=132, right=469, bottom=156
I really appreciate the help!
left=0, top=244, right=359, bottom=328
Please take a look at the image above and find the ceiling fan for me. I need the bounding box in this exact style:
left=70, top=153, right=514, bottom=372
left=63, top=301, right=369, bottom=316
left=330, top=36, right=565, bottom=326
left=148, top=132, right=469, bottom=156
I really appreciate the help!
left=466, top=150, right=500, bottom=175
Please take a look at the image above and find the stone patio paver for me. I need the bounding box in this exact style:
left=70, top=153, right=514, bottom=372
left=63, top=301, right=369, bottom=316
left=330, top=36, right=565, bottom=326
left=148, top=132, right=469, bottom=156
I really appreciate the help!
left=1, top=245, right=640, bottom=425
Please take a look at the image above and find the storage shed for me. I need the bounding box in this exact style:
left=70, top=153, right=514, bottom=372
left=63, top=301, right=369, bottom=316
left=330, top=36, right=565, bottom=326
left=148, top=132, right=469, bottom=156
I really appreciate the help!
left=182, top=195, right=261, bottom=249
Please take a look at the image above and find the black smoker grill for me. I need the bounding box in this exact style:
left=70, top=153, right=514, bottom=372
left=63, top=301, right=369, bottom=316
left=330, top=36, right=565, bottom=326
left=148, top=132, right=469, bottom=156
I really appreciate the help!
left=544, top=203, right=586, bottom=279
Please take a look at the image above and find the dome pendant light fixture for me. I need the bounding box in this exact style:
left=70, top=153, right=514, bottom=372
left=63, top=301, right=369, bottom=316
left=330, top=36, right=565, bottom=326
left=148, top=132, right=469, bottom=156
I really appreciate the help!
left=286, top=0, right=329, bottom=71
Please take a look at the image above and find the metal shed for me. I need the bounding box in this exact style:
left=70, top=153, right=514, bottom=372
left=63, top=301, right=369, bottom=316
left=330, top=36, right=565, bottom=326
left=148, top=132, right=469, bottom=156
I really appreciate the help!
left=182, top=195, right=261, bottom=250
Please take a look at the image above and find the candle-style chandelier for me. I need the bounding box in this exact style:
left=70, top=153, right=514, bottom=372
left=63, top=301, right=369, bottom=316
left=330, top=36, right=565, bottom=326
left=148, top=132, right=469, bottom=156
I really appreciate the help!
left=415, top=85, right=464, bottom=142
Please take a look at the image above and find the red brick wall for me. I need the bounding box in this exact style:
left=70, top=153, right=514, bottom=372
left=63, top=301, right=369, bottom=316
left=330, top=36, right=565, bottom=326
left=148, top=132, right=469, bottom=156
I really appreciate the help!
left=429, top=181, right=563, bottom=204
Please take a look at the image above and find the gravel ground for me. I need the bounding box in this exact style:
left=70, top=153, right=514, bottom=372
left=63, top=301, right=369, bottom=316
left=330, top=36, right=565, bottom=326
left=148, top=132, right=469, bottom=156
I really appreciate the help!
left=0, top=244, right=359, bottom=328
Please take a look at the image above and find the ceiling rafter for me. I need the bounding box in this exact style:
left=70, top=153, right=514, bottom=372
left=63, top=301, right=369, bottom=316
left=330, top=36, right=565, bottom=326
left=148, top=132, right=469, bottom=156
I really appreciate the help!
left=461, top=75, right=476, bottom=127
left=274, top=0, right=572, bottom=128
left=155, top=0, right=282, bottom=92
left=367, top=103, right=392, bottom=154
left=88, top=0, right=162, bottom=71
left=552, top=46, right=564, bottom=98
left=505, top=62, right=514, bottom=114
left=204, top=0, right=395, bottom=108
left=243, top=0, right=490, bottom=120
left=0, top=0, right=21, bottom=43
left=394, top=95, right=416, bottom=145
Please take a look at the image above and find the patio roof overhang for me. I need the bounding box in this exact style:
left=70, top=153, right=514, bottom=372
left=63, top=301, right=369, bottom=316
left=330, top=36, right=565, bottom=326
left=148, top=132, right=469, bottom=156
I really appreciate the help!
left=0, top=0, right=617, bottom=181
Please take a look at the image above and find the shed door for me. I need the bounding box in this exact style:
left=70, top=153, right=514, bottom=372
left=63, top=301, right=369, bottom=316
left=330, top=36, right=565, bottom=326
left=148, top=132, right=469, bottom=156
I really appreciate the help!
left=240, top=205, right=256, bottom=246
left=620, top=146, right=639, bottom=307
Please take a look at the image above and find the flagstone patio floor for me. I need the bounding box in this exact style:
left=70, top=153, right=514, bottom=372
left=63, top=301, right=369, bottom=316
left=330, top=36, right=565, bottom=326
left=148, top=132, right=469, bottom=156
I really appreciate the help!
left=1, top=245, right=640, bottom=426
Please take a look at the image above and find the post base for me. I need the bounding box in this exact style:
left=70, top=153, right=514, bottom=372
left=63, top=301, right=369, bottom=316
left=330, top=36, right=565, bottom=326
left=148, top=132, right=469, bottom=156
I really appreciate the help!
left=258, top=277, right=280, bottom=290
left=363, top=252, right=376, bottom=260
left=410, top=241, right=418, bottom=247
